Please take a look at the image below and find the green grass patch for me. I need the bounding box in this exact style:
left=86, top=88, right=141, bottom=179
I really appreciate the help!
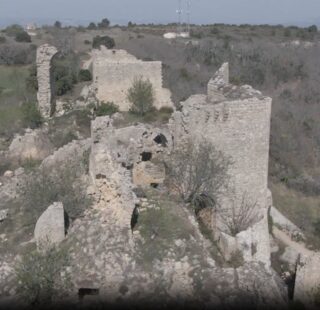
left=0, top=65, right=30, bottom=97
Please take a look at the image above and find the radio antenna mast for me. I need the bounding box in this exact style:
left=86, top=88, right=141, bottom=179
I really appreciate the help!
left=176, top=0, right=182, bottom=34
left=186, top=0, right=191, bottom=34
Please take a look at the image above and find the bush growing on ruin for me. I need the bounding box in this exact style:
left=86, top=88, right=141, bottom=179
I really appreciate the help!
left=165, top=140, right=230, bottom=214
left=78, top=69, right=92, bottom=82
left=0, top=36, right=6, bottom=44
left=15, top=31, right=31, bottom=43
left=15, top=246, right=71, bottom=306
left=52, top=54, right=79, bottom=96
left=92, top=35, right=115, bottom=49
left=95, top=101, right=119, bottom=116
left=219, top=193, right=260, bottom=236
left=20, top=155, right=92, bottom=221
left=127, top=77, right=155, bottom=116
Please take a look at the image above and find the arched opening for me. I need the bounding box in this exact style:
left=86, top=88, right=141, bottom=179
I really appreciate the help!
left=64, top=210, right=70, bottom=235
left=131, top=205, right=140, bottom=231
left=154, top=134, right=168, bottom=147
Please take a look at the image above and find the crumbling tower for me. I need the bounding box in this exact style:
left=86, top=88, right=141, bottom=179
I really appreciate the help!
left=36, top=44, right=58, bottom=118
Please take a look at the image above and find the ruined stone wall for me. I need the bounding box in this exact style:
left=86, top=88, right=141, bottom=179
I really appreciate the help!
left=36, top=44, right=58, bottom=118
left=92, top=48, right=173, bottom=111
left=170, top=94, right=272, bottom=211
left=169, top=64, right=272, bottom=265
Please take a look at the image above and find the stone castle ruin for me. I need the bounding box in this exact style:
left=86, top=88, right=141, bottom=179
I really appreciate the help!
left=169, top=63, right=272, bottom=265
left=91, top=47, right=174, bottom=111
left=2, top=45, right=318, bottom=308
left=36, top=44, right=174, bottom=118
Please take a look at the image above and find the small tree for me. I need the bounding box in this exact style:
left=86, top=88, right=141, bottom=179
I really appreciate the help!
left=78, top=69, right=92, bottom=82
left=165, top=140, right=230, bottom=214
left=98, top=18, right=110, bottom=29
left=219, top=193, right=260, bottom=236
left=92, top=35, right=115, bottom=49
left=87, top=22, right=97, bottom=30
left=54, top=21, right=62, bottom=28
left=127, top=77, right=154, bottom=116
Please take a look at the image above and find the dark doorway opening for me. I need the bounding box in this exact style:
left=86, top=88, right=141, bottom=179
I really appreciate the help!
left=78, top=288, right=100, bottom=301
left=154, top=134, right=168, bottom=147
left=141, top=152, right=152, bottom=161
left=131, top=205, right=140, bottom=231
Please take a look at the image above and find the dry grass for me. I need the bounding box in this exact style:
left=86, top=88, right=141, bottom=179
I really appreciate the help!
left=270, top=182, right=320, bottom=249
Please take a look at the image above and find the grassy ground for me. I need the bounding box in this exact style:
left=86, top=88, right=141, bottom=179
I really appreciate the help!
left=270, top=182, right=320, bottom=249
left=0, top=65, right=33, bottom=138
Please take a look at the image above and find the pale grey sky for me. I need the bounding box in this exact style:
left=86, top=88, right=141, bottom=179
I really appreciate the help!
left=0, top=0, right=320, bottom=26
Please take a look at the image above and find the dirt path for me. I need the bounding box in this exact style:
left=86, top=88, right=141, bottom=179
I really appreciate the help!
left=273, top=227, right=314, bottom=257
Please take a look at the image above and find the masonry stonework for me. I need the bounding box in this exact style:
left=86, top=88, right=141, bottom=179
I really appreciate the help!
left=169, top=63, right=272, bottom=264
left=36, top=44, right=58, bottom=118
left=92, top=47, right=173, bottom=111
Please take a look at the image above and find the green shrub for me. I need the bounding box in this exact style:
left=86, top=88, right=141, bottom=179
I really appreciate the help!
left=84, top=39, right=91, bottom=45
left=127, top=77, right=154, bottom=116
left=87, top=22, right=97, bottom=30
left=51, top=53, right=79, bottom=96
left=55, top=76, right=74, bottom=96
left=15, top=246, right=71, bottom=306
left=20, top=155, right=92, bottom=220
left=5, top=24, right=24, bottom=36
left=98, top=18, right=110, bottom=29
left=92, top=35, right=115, bottom=49
left=78, top=69, right=92, bottom=82
left=15, top=31, right=31, bottom=43
left=21, top=102, right=43, bottom=129
left=54, top=21, right=62, bottom=28
left=0, top=36, right=6, bottom=44
left=96, top=101, right=119, bottom=116
left=26, top=65, right=38, bottom=91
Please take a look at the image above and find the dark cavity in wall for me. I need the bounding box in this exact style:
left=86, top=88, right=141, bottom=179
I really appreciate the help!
left=78, top=288, right=100, bottom=300
left=141, top=152, right=152, bottom=161
left=131, top=205, right=140, bottom=231
left=154, top=134, right=168, bottom=147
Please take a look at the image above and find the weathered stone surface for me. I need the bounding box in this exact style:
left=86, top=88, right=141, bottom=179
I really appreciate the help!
left=36, top=44, right=58, bottom=118
left=132, top=161, right=165, bottom=186
left=3, top=170, right=13, bottom=178
left=8, top=129, right=54, bottom=161
left=34, top=202, right=65, bottom=249
left=92, top=47, right=174, bottom=111
left=169, top=63, right=272, bottom=265
left=0, top=209, right=8, bottom=222
left=218, top=210, right=271, bottom=266
left=294, top=253, right=320, bottom=308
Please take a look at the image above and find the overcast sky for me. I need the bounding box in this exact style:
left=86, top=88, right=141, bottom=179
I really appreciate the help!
left=0, top=0, right=320, bottom=26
